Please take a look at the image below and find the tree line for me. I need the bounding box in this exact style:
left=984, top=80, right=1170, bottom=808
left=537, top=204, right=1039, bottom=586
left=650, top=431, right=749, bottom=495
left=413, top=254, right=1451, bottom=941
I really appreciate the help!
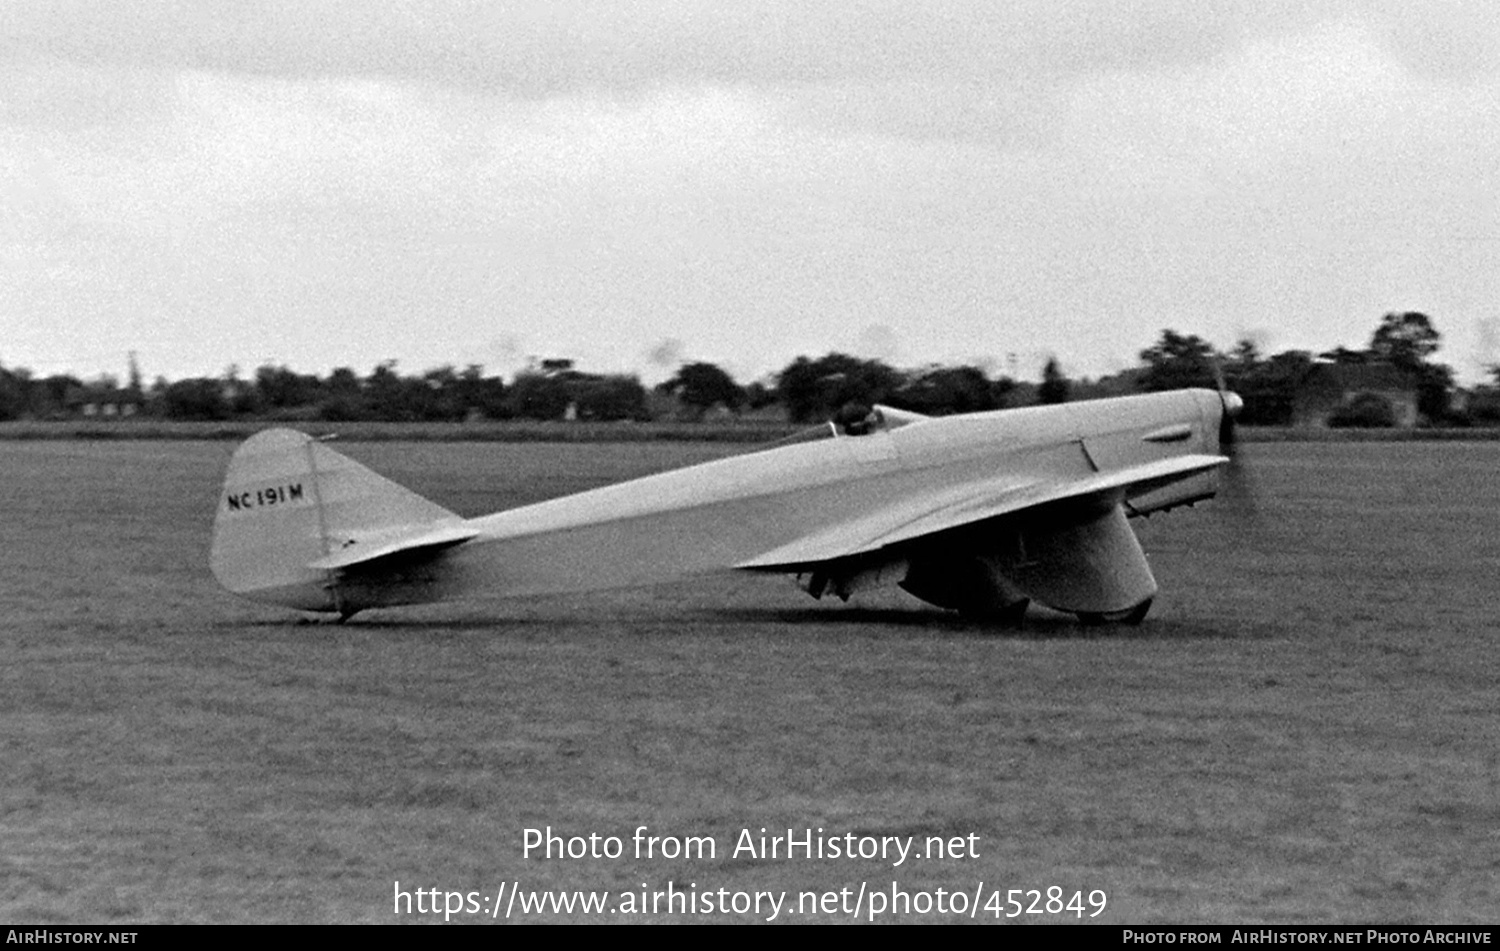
left=1133, top=311, right=1476, bottom=426
left=3, top=312, right=1495, bottom=425
left=0, top=353, right=1032, bottom=424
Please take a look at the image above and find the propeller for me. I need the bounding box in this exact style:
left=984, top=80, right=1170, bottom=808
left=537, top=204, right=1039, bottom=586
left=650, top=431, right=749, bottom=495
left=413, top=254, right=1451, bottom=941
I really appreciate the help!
left=1219, top=389, right=1245, bottom=451
left=1210, top=359, right=1244, bottom=451
left=1210, top=359, right=1257, bottom=527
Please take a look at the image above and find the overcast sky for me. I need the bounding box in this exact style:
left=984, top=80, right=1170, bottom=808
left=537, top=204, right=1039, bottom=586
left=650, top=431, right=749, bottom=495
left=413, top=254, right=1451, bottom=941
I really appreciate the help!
left=3, top=1, right=1498, bottom=386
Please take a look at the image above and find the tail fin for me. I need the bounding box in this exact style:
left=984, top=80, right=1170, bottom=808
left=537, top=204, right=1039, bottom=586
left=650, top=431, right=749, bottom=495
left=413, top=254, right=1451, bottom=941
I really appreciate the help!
left=210, top=429, right=469, bottom=613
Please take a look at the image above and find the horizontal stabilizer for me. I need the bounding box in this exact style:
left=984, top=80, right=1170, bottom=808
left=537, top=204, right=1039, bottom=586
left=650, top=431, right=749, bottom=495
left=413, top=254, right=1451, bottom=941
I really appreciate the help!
left=308, top=524, right=479, bottom=571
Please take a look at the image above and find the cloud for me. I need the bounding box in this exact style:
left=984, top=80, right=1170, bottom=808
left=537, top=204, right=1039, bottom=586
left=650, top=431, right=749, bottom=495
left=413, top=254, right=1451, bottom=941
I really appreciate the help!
left=3, top=2, right=1500, bottom=382
left=6, top=3, right=1498, bottom=157
left=11, top=2, right=1494, bottom=97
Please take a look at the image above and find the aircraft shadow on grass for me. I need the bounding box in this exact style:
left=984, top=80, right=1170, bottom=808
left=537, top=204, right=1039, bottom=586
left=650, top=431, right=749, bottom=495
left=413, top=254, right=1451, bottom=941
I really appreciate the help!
left=230, top=603, right=1247, bottom=643
left=690, top=606, right=1248, bottom=641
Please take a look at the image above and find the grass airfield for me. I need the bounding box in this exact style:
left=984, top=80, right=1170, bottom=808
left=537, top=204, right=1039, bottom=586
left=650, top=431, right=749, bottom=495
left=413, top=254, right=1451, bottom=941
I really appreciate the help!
left=2, top=438, right=1497, bottom=924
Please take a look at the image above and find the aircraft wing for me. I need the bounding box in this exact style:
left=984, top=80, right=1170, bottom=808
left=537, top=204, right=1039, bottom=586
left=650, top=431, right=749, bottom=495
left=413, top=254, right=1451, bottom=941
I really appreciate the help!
left=736, top=452, right=1226, bottom=570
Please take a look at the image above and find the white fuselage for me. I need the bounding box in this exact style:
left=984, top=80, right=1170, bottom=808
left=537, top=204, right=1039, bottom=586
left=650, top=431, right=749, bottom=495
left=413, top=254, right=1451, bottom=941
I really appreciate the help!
left=402, top=389, right=1224, bottom=603
left=214, top=388, right=1228, bottom=616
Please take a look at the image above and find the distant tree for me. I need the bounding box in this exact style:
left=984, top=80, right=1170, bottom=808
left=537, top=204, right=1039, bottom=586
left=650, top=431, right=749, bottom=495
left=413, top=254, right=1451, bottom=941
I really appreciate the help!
left=1037, top=357, right=1070, bottom=405
left=416, top=365, right=470, bottom=421
left=0, top=364, right=26, bottom=420
left=365, top=361, right=419, bottom=421
left=1236, top=350, right=1313, bottom=426
left=1328, top=392, right=1397, bottom=428
left=1414, top=362, right=1455, bottom=423
left=991, top=375, right=1018, bottom=407
left=31, top=373, right=83, bottom=418
left=254, top=363, right=321, bottom=410
left=743, top=380, right=777, bottom=411
left=219, top=364, right=260, bottom=415
left=507, top=370, right=573, bottom=420
left=323, top=362, right=446, bottom=421
left=1370, top=311, right=1440, bottom=371
left=145, top=375, right=170, bottom=415
left=318, top=367, right=368, bottom=421
left=1318, top=346, right=1372, bottom=365
left=162, top=378, right=229, bottom=420
left=1138, top=329, right=1216, bottom=392
left=326, top=366, right=361, bottom=396
left=504, top=366, right=646, bottom=421
left=572, top=375, right=648, bottom=421
left=1221, top=337, right=1262, bottom=387
left=777, top=353, right=902, bottom=423
left=454, top=364, right=508, bottom=419
left=1466, top=384, right=1500, bottom=426
left=1366, top=312, right=1452, bottom=422
left=659, top=362, right=745, bottom=418
left=889, top=365, right=1004, bottom=415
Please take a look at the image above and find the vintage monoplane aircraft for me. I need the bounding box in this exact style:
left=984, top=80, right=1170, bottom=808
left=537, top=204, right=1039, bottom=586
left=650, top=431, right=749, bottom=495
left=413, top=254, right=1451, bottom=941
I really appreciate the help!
left=211, top=387, right=1243, bottom=625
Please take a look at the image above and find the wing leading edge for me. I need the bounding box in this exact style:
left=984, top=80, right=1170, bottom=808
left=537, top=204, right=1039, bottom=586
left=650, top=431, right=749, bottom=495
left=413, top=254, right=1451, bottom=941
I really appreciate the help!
left=736, top=452, right=1226, bottom=571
